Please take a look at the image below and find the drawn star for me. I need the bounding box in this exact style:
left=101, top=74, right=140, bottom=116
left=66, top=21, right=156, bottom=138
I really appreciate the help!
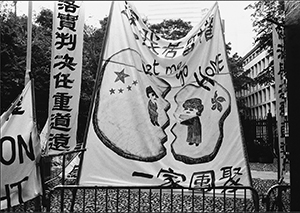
left=114, top=69, right=130, bottom=84
left=132, top=80, right=138, bottom=86
left=118, top=88, right=124, bottom=93
left=109, top=88, right=115, bottom=95
left=127, top=85, right=132, bottom=91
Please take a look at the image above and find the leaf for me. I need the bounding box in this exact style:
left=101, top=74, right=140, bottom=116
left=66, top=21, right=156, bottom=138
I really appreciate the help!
left=217, top=103, right=222, bottom=112
left=217, top=96, right=226, bottom=102
left=211, top=104, right=216, bottom=111
left=214, top=91, right=218, bottom=99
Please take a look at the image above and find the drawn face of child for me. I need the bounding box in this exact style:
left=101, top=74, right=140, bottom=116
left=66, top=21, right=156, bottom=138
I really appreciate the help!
left=183, top=107, right=198, bottom=117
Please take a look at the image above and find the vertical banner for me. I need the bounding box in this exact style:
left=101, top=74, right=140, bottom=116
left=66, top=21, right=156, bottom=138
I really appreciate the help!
left=272, top=24, right=287, bottom=181
left=0, top=81, right=42, bottom=209
left=79, top=1, right=251, bottom=193
left=47, top=1, right=85, bottom=154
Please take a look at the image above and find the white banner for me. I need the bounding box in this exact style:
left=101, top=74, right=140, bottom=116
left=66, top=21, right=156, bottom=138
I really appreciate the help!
left=272, top=24, right=287, bottom=181
left=47, top=1, right=85, bottom=154
left=0, top=81, right=42, bottom=209
left=79, top=1, right=251, bottom=191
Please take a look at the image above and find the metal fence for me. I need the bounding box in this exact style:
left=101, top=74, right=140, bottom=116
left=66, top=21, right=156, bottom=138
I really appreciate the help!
left=263, top=184, right=291, bottom=212
left=0, top=196, right=42, bottom=213
left=0, top=148, right=291, bottom=212
left=43, top=185, right=259, bottom=212
left=241, top=113, right=289, bottom=163
left=3, top=183, right=293, bottom=212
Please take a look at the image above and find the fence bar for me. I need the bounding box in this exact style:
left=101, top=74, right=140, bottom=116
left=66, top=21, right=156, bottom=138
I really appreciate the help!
left=233, top=189, right=236, bottom=212
left=46, top=192, right=51, bottom=212
left=181, top=188, right=184, bottom=212
left=171, top=188, right=173, bottom=212
left=149, top=188, right=152, bottom=212
left=62, top=154, right=66, bottom=185
left=244, top=188, right=247, bottom=212
left=94, top=187, right=97, bottom=212
left=213, top=187, right=216, bottom=212
left=116, top=188, right=119, bottom=212
left=127, top=189, right=130, bottom=212
left=82, top=188, right=86, bottom=212
left=223, top=189, right=226, bottom=212
left=60, top=188, right=64, bottom=212
left=202, top=189, right=205, bottom=211
left=159, top=188, right=162, bottom=212
left=192, top=188, right=195, bottom=213
left=105, top=188, right=108, bottom=212
left=138, top=188, right=141, bottom=212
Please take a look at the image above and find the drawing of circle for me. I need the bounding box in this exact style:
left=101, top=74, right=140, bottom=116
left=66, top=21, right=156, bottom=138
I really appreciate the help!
left=170, top=81, right=231, bottom=164
left=93, top=48, right=169, bottom=162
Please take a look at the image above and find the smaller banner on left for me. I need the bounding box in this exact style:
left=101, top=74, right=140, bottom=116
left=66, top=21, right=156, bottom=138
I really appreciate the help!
left=0, top=81, right=42, bottom=210
left=46, top=1, right=85, bottom=154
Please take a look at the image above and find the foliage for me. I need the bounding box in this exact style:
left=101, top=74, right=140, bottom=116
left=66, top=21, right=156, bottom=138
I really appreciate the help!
left=1, top=10, right=29, bottom=114
left=148, top=18, right=193, bottom=40
left=0, top=5, right=106, bottom=144
left=226, top=43, right=254, bottom=116
left=77, top=17, right=108, bottom=142
left=228, top=53, right=255, bottom=92
left=245, top=0, right=285, bottom=86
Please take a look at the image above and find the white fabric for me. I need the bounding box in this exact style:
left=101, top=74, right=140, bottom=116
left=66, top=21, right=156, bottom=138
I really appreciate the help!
left=79, top=1, right=251, bottom=191
left=272, top=24, right=287, bottom=181
left=0, top=81, right=42, bottom=209
left=47, top=1, right=84, bottom=154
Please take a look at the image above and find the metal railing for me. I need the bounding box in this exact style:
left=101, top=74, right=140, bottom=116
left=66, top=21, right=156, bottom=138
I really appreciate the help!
left=0, top=196, right=42, bottom=213
left=44, top=185, right=259, bottom=212
left=263, top=184, right=291, bottom=212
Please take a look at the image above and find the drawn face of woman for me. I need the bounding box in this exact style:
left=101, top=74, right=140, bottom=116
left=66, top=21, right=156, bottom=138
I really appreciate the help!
left=149, top=93, right=157, bottom=102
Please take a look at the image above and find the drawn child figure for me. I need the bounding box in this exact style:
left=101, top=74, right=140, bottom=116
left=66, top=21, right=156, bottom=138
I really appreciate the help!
left=146, top=86, right=159, bottom=126
left=179, top=98, right=204, bottom=146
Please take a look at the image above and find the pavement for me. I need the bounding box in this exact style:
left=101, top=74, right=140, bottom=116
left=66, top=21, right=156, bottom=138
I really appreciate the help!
left=250, top=170, right=290, bottom=184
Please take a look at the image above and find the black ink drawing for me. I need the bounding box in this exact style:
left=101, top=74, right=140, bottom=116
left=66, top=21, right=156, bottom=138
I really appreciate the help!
left=180, top=98, right=204, bottom=146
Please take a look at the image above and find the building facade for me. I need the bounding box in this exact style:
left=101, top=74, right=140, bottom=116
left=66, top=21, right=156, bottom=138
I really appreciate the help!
left=237, top=45, right=276, bottom=118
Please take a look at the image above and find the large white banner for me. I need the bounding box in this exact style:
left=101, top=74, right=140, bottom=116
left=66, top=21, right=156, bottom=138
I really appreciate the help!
left=0, top=81, right=42, bottom=209
left=272, top=24, right=287, bottom=181
left=46, top=1, right=84, bottom=154
left=79, top=1, right=251, bottom=190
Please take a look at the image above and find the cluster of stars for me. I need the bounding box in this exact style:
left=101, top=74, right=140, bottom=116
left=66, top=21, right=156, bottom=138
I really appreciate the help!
left=109, top=68, right=138, bottom=95
left=109, top=80, right=138, bottom=95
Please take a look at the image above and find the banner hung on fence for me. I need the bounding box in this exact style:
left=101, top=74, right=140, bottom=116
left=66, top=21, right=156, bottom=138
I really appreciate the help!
left=79, top=1, right=252, bottom=190
left=46, top=1, right=85, bottom=154
left=0, top=81, right=42, bottom=209
left=272, top=24, right=287, bottom=181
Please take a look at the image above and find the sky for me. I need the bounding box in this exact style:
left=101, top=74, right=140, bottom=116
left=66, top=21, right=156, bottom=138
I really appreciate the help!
left=15, top=1, right=256, bottom=57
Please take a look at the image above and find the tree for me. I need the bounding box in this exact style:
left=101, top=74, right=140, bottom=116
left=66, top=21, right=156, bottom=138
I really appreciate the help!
left=77, top=17, right=108, bottom=143
left=226, top=43, right=254, bottom=116
left=0, top=4, right=109, bottom=145
left=1, top=8, right=28, bottom=114
left=245, top=0, right=285, bottom=86
left=148, top=18, right=193, bottom=40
